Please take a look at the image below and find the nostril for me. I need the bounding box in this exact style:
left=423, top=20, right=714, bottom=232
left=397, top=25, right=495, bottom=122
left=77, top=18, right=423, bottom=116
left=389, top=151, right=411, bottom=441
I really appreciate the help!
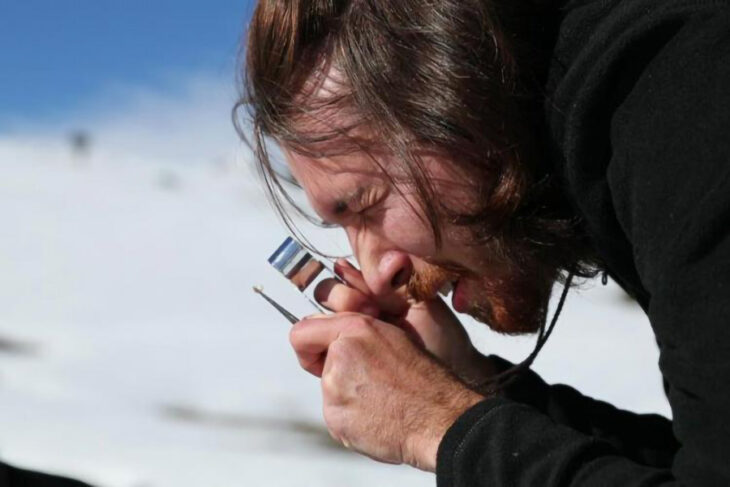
left=391, top=268, right=409, bottom=288
left=379, top=251, right=412, bottom=292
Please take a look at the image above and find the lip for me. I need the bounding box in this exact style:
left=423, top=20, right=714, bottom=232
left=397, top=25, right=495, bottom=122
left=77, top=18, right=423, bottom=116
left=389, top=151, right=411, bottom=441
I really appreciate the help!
left=451, top=279, right=467, bottom=313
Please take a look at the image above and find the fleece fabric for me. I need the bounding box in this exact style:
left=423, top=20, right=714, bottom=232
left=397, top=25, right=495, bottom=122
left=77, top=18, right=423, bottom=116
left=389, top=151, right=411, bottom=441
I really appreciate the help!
left=437, top=0, right=730, bottom=485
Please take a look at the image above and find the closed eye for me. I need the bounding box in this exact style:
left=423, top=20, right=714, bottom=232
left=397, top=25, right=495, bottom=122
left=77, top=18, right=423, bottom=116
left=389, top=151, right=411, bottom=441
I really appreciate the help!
left=333, top=200, right=349, bottom=216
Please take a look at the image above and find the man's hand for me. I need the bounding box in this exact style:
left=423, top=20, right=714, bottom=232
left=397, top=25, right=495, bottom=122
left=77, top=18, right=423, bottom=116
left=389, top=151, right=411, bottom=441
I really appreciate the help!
left=314, top=259, right=496, bottom=385
left=290, top=312, right=484, bottom=471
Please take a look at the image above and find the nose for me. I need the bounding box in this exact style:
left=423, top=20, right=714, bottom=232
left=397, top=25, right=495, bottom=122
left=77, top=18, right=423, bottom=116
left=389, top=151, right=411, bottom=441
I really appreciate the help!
left=370, top=249, right=413, bottom=295
left=345, top=227, right=413, bottom=297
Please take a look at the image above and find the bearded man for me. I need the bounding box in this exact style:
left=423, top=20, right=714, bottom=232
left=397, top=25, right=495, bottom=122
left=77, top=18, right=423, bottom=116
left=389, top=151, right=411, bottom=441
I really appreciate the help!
left=241, top=0, right=730, bottom=485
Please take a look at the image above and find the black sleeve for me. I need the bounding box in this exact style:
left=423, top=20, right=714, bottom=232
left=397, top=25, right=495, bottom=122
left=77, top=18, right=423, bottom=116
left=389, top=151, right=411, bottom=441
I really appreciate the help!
left=436, top=9, right=730, bottom=487
left=0, top=461, right=92, bottom=487
left=489, top=356, right=678, bottom=467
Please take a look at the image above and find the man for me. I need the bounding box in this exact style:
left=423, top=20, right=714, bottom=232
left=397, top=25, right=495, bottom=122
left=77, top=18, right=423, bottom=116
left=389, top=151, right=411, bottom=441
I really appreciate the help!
left=241, top=0, right=730, bottom=485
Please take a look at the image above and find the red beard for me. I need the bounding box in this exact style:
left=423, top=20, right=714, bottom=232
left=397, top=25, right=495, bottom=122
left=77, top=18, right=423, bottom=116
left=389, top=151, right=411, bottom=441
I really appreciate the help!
left=407, top=259, right=554, bottom=335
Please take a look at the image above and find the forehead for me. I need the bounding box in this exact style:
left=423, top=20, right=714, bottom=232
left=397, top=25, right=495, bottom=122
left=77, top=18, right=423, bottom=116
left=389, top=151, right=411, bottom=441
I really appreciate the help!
left=278, top=64, right=471, bottom=197
left=289, top=64, right=361, bottom=142
left=282, top=144, right=384, bottom=195
left=281, top=65, right=389, bottom=187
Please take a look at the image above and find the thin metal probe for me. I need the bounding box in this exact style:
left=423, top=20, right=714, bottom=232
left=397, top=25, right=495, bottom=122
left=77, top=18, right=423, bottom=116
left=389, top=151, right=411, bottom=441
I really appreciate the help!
left=253, top=286, right=300, bottom=324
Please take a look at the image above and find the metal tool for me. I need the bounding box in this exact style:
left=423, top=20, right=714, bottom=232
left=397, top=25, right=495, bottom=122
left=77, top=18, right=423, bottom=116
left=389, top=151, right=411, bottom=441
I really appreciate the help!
left=253, top=285, right=300, bottom=325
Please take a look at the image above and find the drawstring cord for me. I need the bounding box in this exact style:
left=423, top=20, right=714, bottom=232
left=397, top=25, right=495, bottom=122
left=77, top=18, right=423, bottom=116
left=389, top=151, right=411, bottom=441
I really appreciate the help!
left=479, top=267, right=576, bottom=392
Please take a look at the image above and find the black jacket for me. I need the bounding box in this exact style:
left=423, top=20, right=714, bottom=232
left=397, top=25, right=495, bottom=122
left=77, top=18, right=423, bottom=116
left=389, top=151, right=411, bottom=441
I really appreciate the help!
left=3, top=1, right=728, bottom=486
left=0, top=463, right=90, bottom=487
left=437, top=0, right=730, bottom=485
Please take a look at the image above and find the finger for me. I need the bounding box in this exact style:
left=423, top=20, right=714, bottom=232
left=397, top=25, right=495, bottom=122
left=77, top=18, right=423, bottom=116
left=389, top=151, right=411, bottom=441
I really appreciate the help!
left=333, top=259, right=371, bottom=295
left=314, top=278, right=379, bottom=316
left=335, top=259, right=408, bottom=315
left=295, top=350, right=326, bottom=377
left=289, top=315, right=349, bottom=356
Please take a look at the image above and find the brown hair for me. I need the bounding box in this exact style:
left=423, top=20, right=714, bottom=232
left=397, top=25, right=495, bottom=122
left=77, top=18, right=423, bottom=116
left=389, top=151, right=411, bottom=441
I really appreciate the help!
left=235, top=0, right=600, bottom=283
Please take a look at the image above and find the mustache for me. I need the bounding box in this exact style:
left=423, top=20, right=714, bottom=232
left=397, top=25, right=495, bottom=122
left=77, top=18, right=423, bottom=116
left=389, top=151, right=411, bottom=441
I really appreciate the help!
left=403, top=257, right=553, bottom=336
left=406, top=262, right=461, bottom=302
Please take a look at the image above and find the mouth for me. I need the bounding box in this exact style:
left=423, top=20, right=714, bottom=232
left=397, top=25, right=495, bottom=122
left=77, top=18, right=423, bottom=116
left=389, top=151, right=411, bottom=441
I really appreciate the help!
left=406, top=261, right=464, bottom=303
left=437, top=279, right=456, bottom=297
left=436, top=278, right=467, bottom=313
left=450, top=279, right=468, bottom=313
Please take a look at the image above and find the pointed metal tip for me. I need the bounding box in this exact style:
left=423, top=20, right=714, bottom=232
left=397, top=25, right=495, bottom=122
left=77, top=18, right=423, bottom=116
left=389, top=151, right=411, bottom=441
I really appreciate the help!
left=252, top=285, right=300, bottom=324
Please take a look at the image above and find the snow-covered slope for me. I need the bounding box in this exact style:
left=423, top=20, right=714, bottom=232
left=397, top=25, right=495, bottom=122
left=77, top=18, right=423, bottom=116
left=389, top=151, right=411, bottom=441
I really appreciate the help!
left=0, top=80, right=670, bottom=486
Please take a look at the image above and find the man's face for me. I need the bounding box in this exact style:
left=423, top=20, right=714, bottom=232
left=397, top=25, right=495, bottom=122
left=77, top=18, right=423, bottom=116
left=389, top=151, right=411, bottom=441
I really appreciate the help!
left=283, top=143, right=552, bottom=334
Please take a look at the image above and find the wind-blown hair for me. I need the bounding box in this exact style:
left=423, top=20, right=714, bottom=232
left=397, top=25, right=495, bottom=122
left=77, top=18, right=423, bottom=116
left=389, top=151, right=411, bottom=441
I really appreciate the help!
left=235, top=0, right=600, bottom=284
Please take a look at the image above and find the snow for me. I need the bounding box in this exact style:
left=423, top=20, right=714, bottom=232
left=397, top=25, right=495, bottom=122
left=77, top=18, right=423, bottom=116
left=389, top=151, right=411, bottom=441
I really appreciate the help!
left=0, top=79, right=670, bottom=486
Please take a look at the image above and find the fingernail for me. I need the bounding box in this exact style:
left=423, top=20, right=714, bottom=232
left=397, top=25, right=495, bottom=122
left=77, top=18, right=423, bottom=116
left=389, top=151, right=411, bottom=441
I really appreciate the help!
left=339, top=258, right=356, bottom=269
left=303, top=313, right=328, bottom=321
left=333, top=262, right=345, bottom=279
left=334, top=259, right=357, bottom=279
left=313, top=282, right=327, bottom=303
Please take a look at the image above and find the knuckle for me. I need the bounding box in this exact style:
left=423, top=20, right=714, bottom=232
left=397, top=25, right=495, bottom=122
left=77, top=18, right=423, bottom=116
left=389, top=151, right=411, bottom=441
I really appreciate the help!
left=321, top=367, right=350, bottom=404
left=321, top=372, right=337, bottom=396
left=288, top=324, right=303, bottom=350
left=323, top=411, right=341, bottom=440
left=345, top=315, right=374, bottom=334
left=295, top=351, right=307, bottom=367
left=322, top=407, right=347, bottom=441
left=321, top=373, right=335, bottom=396
left=327, top=338, right=350, bottom=361
left=288, top=329, right=298, bottom=350
left=329, top=336, right=370, bottom=369
left=298, top=353, right=321, bottom=376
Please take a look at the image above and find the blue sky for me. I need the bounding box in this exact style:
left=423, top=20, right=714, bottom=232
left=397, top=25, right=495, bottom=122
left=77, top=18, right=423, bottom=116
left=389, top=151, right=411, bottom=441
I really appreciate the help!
left=0, top=0, right=255, bottom=129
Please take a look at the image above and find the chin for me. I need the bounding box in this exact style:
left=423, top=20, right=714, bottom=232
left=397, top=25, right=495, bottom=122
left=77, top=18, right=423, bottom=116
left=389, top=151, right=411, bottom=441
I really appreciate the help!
left=462, top=271, right=555, bottom=335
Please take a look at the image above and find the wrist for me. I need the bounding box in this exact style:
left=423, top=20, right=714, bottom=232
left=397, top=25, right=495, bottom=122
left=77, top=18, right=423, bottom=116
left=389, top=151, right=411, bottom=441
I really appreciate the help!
left=407, top=383, right=484, bottom=472
left=454, top=347, right=497, bottom=386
